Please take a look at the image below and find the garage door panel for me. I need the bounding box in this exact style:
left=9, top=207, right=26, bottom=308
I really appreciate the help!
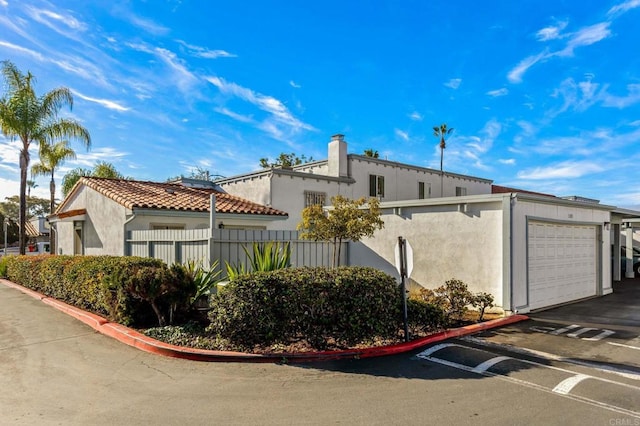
left=528, top=222, right=597, bottom=310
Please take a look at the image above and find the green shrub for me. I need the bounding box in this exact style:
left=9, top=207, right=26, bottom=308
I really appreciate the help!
left=406, top=298, right=446, bottom=334
left=471, top=292, right=495, bottom=321
left=410, top=279, right=495, bottom=324
left=208, top=266, right=400, bottom=350
left=0, top=255, right=10, bottom=277
left=4, top=255, right=195, bottom=327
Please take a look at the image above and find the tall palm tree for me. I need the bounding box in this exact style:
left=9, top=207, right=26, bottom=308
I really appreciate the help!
left=31, top=140, right=77, bottom=252
left=0, top=60, right=90, bottom=254
left=433, top=123, right=454, bottom=196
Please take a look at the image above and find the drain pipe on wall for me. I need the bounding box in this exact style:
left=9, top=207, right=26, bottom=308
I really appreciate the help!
left=123, top=212, right=137, bottom=256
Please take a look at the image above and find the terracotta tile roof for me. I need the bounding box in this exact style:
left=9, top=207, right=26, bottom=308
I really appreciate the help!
left=67, top=177, right=288, bottom=217
left=492, top=185, right=556, bottom=198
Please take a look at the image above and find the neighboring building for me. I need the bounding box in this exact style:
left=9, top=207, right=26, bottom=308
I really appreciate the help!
left=215, top=134, right=493, bottom=229
left=49, top=177, right=288, bottom=256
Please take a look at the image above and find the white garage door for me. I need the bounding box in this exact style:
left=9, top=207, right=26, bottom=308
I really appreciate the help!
left=528, top=221, right=598, bottom=310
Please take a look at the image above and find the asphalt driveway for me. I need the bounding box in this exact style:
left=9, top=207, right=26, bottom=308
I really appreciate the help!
left=467, top=278, right=640, bottom=372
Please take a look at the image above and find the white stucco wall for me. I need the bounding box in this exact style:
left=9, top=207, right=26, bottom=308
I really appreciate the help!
left=269, top=174, right=355, bottom=230
left=56, top=186, right=128, bottom=256
left=347, top=156, right=492, bottom=200
left=351, top=198, right=505, bottom=309
left=217, top=173, right=272, bottom=207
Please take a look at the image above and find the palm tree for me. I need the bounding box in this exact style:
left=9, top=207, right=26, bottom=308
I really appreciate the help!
left=0, top=60, right=91, bottom=254
left=433, top=123, right=454, bottom=196
left=32, top=140, right=77, bottom=252
left=363, top=149, right=380, bottom=158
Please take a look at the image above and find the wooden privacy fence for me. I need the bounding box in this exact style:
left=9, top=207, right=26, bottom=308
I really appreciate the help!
left=125, top=228, right=347, bottom=270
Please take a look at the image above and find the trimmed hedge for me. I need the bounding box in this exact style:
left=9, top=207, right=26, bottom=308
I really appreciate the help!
left=208, top=266, right=401, bottom=349
left=3, top=255, right=194, bottom=326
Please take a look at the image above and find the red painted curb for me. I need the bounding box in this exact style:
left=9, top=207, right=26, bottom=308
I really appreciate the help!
left=1, top=278, right=529, bottom=363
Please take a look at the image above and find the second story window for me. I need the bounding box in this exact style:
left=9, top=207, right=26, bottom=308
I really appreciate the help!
left=304, top=191, right=327, bottom=207
left=418, top=181, right=430, bottom=199
left=369, top=174, right=385, bottom=198
left=456, top=186, right=467, bottom=196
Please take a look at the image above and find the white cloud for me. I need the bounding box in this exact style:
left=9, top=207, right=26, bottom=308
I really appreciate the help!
left=120, top=10, right=169, bottom=35
left=395, top=129, right=409, bottom=141
left=72, top=147, right=129, bottom=168
left=536, top=21, right=568, bottom=41
left=0, top=0, right=7, bottom=7
left=509, top=22, right=611, bottom=83
left=517, top=161, right=604, bottom=179
left=444, top=78, right=461, bottom=89
left=289, top=80, right=301, bottom=88
left=498, top=158, right=516, bottom=165
left=409, top=111, right=423, bottom=121
left=507, top=50, right=549, bottom=83
left=73, top=91, right=130, bottom=112
left=602, top=84, right=640, bottom=108
left=206, top=76, right=315, bottom=134
left=486, top=88, right=509, bottom=97
left=214, top=107, right=254, bottom=123
left=176, top=40, right=236, bottom=59
left=556, top=22, right=611, bottom=57
left=608, top=0, right=640, bottom=16
left=24, top=6, right=88, bottom=41
left=0, top=40, right=45, bottom=61
left=128, top=43, right=198, bottom=92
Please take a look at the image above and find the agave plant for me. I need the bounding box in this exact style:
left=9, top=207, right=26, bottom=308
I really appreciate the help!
left=224, top=241, right=291, bottom=280
left=184, top=259, right=222, bottom=306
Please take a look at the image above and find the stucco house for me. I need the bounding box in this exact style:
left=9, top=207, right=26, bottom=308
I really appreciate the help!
left=215, top=134, right=493, bottom=230
left=49, top=177, right=288, bottom=256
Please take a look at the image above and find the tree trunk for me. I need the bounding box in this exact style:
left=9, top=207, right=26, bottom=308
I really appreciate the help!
left=49, top=175, right=56, bottom=253
left=19, top=147, right=29, bottom=255
left=150, top=300, right=166, bottom=327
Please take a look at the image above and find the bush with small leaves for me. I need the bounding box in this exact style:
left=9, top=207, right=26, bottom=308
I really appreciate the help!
left=208, top=266, right=400, bottom=350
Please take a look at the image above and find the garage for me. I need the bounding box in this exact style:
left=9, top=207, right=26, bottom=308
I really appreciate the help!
left=527, top=221, right=598, bottom=310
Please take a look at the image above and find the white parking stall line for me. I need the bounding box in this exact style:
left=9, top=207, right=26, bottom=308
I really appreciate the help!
left=472, top=356, right=511, bottom=374
left=549, top=324, right=581, bottom=335
left=416, top=346, right=640, bottom=419
left=582, top=329, right=615, bottom=341
left=462, top=335, right=640, bottom=381
left=608, top=342, right=640, bottom=351
left=608, top=336, right=640, bottom=351
left=553, top=374, right=590, bottom=395
left=566, top=327, right=598, bottom=338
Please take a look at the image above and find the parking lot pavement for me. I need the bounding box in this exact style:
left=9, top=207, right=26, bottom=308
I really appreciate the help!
left=410, top=278, right=640, bottom=419
left=467, top=278, right=640, bottom=371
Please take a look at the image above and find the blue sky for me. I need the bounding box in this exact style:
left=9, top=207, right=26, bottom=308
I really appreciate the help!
left=1, top=0, right=639, bottom=209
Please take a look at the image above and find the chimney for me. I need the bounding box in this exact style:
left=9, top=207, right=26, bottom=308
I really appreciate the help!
left=328, top=134, right=348, bottom=177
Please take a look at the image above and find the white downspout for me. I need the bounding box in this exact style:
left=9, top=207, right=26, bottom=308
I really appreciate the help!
left=123, top=212, right=137, bottom=256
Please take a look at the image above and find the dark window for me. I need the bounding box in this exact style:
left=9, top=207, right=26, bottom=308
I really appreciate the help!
left=304, top=191, right=327, bottom=207
left=369, top=174, right=385, bottom=197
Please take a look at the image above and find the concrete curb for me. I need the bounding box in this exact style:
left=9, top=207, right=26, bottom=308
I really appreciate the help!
left=1, top=278, right=529, bottom=363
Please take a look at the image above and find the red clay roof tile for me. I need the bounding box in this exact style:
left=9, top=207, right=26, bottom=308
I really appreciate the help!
left=74, top=177, right=288, bottom=217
